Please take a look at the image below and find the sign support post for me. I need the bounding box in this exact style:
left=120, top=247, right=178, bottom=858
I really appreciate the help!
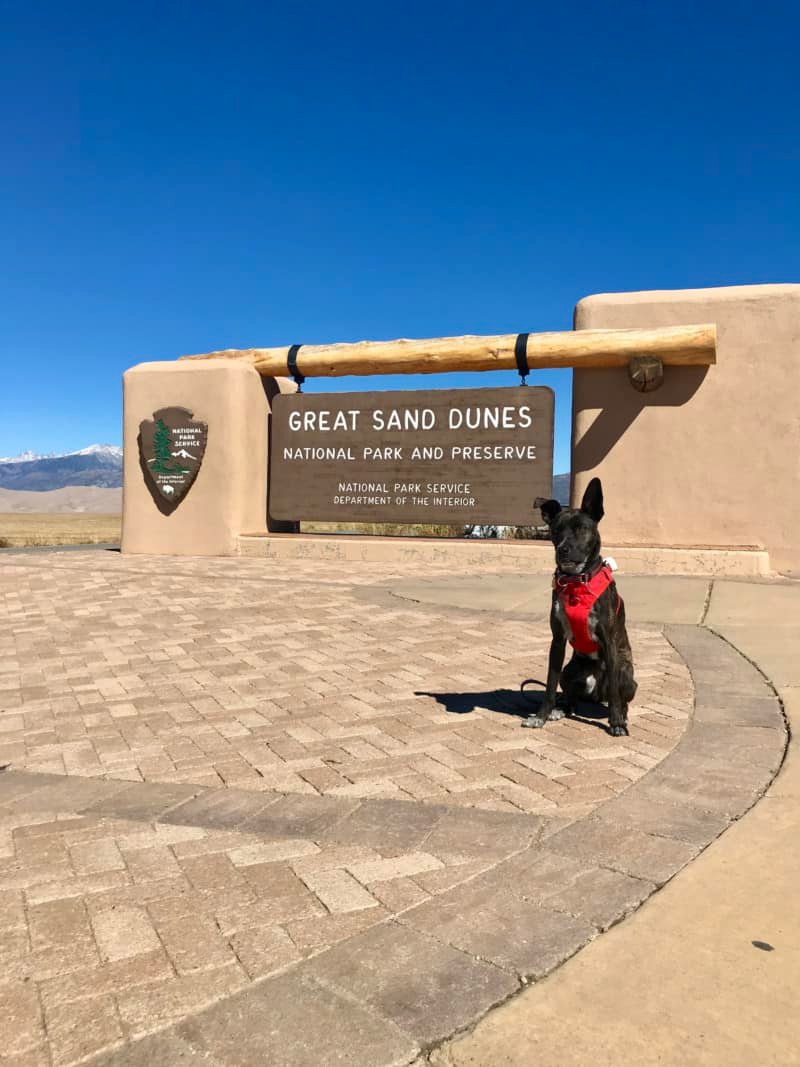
left=122, top=359, right=296, bottom=556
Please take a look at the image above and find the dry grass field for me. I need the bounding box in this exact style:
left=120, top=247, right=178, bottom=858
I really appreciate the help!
left=0, top=513, right=121, bottom=548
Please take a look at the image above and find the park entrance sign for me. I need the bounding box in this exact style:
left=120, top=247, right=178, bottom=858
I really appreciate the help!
left=121, top=315, right=722, bottom=558
left=269, top=386, right=554, bottom=525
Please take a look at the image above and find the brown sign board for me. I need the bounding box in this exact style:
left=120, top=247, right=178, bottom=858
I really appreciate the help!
left=269, top=386, right=554, bottom=525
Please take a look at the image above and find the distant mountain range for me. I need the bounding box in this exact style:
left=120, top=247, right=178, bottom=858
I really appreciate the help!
left=0, top=445, right=122, bottom=491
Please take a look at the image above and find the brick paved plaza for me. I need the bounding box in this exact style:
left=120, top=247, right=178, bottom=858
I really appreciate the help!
left=1, top=552, right=691, bottom=810
left=0, top=551, right=784, bottom=1066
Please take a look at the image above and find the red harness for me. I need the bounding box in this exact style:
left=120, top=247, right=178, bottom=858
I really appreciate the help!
left=554, top=563, right=621, bottom=656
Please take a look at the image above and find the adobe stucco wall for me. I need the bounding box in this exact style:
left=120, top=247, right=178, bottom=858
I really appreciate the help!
left=122, top=360, right=295, bottom=556
left=572, top=284, right=800, bottom=573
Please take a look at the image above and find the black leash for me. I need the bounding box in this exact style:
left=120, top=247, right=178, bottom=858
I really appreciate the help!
left=519, top=677, right=568, bottom=711
left=519, top=677, right=547, bottom=703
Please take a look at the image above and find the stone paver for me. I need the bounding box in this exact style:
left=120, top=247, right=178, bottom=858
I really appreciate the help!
left=0, top=551, right=786, bottom=1066
left=177, top=968, right=419, bottom=1067
left=309, top=921, right=519, bottom=1045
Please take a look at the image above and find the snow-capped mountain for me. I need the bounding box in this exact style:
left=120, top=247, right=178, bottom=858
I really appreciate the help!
left=0, top=445, right=123, bottom=490
left=66, top=444, right=123, bottom=460
left=0, top=444, right=123, bottom=464
left=0, top=450, right=57, bottom=463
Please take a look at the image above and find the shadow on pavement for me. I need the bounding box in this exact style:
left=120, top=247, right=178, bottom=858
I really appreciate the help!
left=416, top=688, right=612, bottom=733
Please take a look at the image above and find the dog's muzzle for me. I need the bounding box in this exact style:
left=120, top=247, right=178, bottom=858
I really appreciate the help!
left=557, top=556, right=586, bottom=574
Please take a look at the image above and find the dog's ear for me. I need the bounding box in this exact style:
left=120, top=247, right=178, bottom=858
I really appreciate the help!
left=534, top=497, right=562, bottom=526
left=580, top=478, right=604, bottom=523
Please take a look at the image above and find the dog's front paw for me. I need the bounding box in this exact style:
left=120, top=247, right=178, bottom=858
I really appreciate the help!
left=548, top=707, right=566, bottom=721
left=522, top=715, right=546, bottom=729
left=608, top=723, right=629, bottom=737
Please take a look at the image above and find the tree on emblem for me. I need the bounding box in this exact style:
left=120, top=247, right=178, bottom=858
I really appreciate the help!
left=151, top=419, right=188, bottom=473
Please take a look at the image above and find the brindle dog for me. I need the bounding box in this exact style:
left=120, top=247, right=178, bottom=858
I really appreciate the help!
left=524, top=478, right=637, bottom=736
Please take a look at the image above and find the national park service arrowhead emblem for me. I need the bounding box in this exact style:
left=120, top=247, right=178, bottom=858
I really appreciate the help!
left=138, top=407, right=208, bottom=513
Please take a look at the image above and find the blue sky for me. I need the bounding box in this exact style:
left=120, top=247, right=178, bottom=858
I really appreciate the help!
left=1, top=1, right=798, bottom=474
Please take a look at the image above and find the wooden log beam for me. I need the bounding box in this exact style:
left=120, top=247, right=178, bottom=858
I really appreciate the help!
left=181, top=324, right=716, bottom=379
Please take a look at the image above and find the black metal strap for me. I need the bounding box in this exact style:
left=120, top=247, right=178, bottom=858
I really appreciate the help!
left=514, top=333, right=530, bottom=383
left=287, top=345, right=305, bottom=389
